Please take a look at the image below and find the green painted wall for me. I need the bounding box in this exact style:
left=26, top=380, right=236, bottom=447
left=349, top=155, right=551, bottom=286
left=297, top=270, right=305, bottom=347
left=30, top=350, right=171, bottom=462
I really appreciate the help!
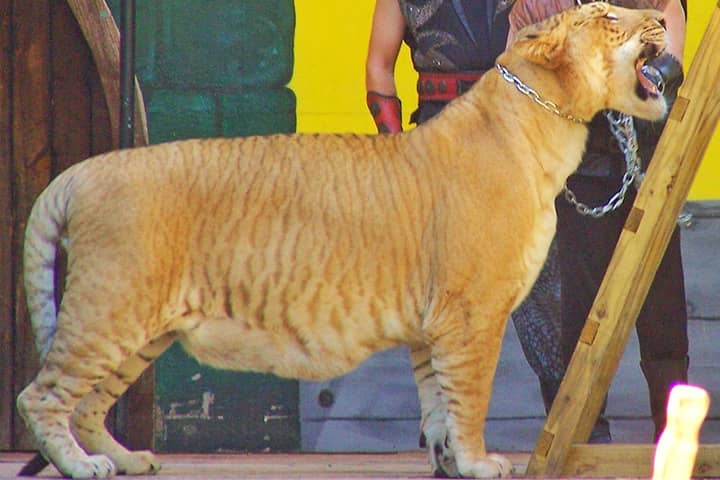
left=109, top=0, right=299, bottom=453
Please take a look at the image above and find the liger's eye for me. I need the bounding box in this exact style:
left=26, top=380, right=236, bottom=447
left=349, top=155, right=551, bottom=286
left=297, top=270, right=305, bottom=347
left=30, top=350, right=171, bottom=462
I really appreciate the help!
left=604, top=13, right=619, bottom=21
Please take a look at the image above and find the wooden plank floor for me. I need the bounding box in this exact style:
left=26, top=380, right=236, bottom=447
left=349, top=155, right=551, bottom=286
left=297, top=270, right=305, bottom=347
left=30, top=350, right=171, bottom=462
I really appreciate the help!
left=0, top=451, right=673, bottom=479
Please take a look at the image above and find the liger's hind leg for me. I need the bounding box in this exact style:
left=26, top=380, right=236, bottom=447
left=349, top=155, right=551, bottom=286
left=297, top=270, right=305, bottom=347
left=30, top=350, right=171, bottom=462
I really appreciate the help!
left=18, top=345, right=121, bottom=477
left=425, top=305, right=514, bottom=478
left=71, top=333, right=176, bottom=475
left=17, top=304, right=162, bottom=478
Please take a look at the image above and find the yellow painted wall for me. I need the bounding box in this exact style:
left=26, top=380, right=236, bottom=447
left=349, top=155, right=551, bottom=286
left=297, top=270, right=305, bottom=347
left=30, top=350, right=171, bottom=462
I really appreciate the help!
left=683, top=1, right=718, bottom=199
left=290, top=2, right=417, bottom=133
left=290, top=1, right=717, bottom=199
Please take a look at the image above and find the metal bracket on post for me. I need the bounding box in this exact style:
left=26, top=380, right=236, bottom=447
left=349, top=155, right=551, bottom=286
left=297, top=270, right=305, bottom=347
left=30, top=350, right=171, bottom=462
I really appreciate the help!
left=114, top=0, right=136, bottom=447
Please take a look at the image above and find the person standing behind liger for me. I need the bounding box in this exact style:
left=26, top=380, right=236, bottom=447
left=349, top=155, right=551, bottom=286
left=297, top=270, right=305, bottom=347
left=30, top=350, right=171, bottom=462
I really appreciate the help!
left=508, top=0, right=689, bottom=443
left=365, top=0, right=566, bottom=431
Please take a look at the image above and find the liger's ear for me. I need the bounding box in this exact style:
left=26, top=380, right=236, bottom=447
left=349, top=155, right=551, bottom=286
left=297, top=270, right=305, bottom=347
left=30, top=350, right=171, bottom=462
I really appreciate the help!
left=511, top=20, right=568, bottom=69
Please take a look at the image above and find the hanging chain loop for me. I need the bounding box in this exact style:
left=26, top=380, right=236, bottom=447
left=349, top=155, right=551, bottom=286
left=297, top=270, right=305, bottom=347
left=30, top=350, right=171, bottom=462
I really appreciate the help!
left=494, top=63, right=641, bottom=218
left=563, top=111, right=641, bottom=218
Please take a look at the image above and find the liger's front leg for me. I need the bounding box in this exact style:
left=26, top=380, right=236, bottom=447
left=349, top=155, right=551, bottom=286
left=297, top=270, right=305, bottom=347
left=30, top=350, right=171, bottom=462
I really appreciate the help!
left=425, top=305, right=514, bottom=478
left=411, top=345, right=458, bottom=477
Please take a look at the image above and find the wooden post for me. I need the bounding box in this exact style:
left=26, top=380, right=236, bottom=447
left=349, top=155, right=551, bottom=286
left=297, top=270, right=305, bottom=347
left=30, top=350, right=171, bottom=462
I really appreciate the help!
left=526, top=4, right=720, bottom=477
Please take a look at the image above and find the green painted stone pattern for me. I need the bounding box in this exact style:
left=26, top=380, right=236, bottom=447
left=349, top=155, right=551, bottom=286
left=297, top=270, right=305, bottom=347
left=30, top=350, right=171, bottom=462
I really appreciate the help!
left=108, top=0, right=294, bottom=88
left=108, top=1, right=299, bottom=452
left=155, top=344, right=299, bottom=453
left=144, top=90, right=217, bottom=142
left=220, top=88, right=296, bottom=137
left=109, top=0, right=296, bottom=142
left=157, top=1, right=294, bottom=89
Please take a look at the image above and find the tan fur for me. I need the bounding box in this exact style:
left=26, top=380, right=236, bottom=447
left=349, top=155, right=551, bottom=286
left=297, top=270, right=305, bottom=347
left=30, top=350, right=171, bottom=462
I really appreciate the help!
left=18, top=4, right=667, bottom=478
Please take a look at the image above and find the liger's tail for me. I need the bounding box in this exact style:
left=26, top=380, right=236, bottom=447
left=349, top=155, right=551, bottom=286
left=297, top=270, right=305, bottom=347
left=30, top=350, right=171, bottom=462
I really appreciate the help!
left=22, top=173, right=74, bottom=363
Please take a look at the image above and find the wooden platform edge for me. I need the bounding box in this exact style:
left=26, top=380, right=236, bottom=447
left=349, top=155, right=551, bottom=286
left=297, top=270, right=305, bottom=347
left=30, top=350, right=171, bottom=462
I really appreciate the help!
left=561, top=444, right=720, bottom=478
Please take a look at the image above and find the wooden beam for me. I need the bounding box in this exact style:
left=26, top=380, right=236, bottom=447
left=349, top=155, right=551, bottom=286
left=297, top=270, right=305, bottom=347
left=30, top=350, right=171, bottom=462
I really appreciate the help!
left=558, top=444, right=720, bottom=478
left=526, top=4, right=720, bottom=477
left=66, top=0, right=148, bottom=148
left=51, top=0, right=94, bottom=173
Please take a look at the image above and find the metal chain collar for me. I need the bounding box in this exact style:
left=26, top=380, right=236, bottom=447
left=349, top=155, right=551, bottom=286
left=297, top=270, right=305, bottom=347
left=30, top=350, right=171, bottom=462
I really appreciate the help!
left=563, top=111, right=642, bottom=218
left=495, top=64, right=587, bottom=124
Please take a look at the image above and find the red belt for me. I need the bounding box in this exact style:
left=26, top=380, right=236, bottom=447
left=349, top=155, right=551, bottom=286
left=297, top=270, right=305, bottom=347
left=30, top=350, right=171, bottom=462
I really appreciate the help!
left=417, top=71, right=486, bottom=101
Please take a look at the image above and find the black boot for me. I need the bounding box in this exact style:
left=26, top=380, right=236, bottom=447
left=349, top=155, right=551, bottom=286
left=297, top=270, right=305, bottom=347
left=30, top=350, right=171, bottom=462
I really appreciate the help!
left=640, top=356, right=689, bottom=442
left=588, top=415, right=611, bottom=444
left=539, top=378, right=611, bottom=443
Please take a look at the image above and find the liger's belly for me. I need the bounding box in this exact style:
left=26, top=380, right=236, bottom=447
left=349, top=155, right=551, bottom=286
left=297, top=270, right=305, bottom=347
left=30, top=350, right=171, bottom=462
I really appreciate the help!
left=176, top=312, right=413, bottom=381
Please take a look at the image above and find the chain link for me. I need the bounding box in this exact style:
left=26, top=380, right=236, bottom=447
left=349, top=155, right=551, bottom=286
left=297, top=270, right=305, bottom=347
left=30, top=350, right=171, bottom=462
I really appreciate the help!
left=563, top=111, right=641, bottom=218
left=495, top=64, right=587, bottom=124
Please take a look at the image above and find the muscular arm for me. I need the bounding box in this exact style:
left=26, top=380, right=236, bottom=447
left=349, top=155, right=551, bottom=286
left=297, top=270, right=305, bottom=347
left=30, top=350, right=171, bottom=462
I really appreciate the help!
left=366, top=0, right=406, bottom=96
left=663, top=0, right=685, bottom=60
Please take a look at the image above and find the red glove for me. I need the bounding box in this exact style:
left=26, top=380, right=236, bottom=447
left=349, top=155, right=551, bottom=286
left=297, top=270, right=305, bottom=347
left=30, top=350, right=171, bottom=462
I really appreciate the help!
left=366, top=91, right=402, bottom=133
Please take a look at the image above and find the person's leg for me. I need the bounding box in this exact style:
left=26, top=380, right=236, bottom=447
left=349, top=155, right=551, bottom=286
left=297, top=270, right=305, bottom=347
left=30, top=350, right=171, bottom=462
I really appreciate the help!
left=635, top=226, right=689, bottom=441
left=511, top=240, right=564, bottom=413
left=555, top=174, right=629, bottom=443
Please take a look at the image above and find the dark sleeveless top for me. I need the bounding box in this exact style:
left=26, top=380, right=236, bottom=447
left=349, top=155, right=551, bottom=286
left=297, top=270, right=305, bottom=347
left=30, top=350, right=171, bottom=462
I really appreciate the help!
left=399, top=0, right=515, bottom=73
left=399, top=1, right=516, bottom=123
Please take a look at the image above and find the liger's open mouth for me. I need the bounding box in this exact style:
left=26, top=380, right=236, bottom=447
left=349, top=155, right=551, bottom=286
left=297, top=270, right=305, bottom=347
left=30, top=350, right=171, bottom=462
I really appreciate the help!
left=635, top=43, right=665, bottom=99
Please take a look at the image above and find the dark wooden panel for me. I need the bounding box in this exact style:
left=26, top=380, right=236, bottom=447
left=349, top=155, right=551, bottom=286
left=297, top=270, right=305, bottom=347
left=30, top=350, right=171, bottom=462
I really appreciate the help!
left=50, top=0, right=93, bottom=173
left=89, top=65, right=113, bottom=156
left=0, top=0, right=155, bottom=452
left=11, top=0, right=52, bottom=450
left=0, top=0, right=15, bottom=451
left=48, top=0, right=92, bottom=336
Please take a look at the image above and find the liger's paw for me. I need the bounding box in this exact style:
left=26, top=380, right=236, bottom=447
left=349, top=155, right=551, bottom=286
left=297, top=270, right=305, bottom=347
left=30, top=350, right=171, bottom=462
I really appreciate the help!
left=425, top=428, right=458, bottom=478
left=431, top=437, right=459, bottom=477
left=61, top=454, right=116, bottom=479
left=114, top=450, right=161, bottom=475
left=457, top=453, right=513, bottom=478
